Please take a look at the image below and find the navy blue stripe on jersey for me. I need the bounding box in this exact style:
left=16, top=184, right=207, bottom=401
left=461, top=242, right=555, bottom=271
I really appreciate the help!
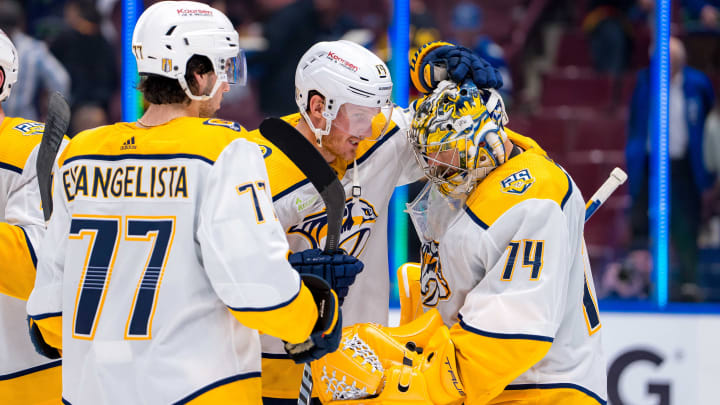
left=556, top=164, right=573, bottom=210
left=0, top=359, right=61, bottom=380
left=173, top=371, right=262, bottom=404
left=0, top=161, right=23, bottom=174
left=348, top=125, right=400, bottom=169
left=228, top=279, right=302, bottom=312
left=62, top=398, right=71, bottom=405
left=505, top=383, right=607, bottom=404
left=464, top=206, right=489, bottom=230
left=262, top=352, right=291, bottom=359
left=63, top=153, right=214, bottom=166
left=18, top=225, right=38, bottom=268
left=273, top=178, right=310, bottom=202
left=29, top=311, right=62, bottom=321
left=459, top=316, right=554, bottom=342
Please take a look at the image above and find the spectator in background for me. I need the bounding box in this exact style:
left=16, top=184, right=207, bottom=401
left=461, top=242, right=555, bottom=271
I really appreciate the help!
left=682, top=0, right=720, bottom=28
left=450, top=2, right=514, bottom=106
left=246, top=0, right=321, bottom=117
left=50, top=0, right=117, bottom=134
left=582, top=0, right=653, bottom=77
left=626, top=36, right=715, bottom=302
left=0, top=0, right=70, bottom=121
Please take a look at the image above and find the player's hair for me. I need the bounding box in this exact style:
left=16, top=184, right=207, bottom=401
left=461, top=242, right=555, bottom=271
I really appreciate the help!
left=138, top=55, right=213, bottom=105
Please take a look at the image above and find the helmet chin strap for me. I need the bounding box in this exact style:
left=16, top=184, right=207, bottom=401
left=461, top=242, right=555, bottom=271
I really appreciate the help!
left=177, top=74, right=226, bottom=102
left=299, top=108, right=333, bottom=147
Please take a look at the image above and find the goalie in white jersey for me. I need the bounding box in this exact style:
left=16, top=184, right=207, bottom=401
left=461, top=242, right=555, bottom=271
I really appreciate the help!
left=403, top=80, right=607, bottom=404
left=26, top=2, right=344, bottom=404
left=306, top=80, right=608, bottom=405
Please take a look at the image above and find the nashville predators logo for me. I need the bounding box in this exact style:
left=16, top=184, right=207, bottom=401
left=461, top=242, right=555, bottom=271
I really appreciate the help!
left=501, top=169, right=534, bottom=195
left=287, top=198, right=378, bottom=256
left=420, top=240, right=451, bottom=307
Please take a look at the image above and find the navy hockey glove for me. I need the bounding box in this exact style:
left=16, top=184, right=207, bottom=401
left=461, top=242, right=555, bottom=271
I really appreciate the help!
left=284, top=274, right=342, bottom=364
left=289, top=248, right=364, bottom=305
left=412, top=42, right=503, bottom=93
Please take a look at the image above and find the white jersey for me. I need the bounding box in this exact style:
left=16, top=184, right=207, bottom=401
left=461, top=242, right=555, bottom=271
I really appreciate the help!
left=0, top=116, right=63, bottom=403
left=244, top=109, right=424, bottom=398
left=414, top=131, right=607, bottom=404
left=27, top=118, right=320, bottom=404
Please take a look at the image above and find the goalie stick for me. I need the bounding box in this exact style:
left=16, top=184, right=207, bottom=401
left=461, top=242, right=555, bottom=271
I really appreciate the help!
left=585, top=167, right=627, bottom=221
left=36, top=92, right=70, bottom=221
left=258, top=117, right=345, bottom=405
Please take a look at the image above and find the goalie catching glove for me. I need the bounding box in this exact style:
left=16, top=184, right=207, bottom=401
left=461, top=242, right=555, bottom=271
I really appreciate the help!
left=310, top=309, right=466, bottom=404
left=411, top=41, right=503, bottom=94
left=289, top=248, right=364, bottom=305
left=284, top=274, right=343, bottom=364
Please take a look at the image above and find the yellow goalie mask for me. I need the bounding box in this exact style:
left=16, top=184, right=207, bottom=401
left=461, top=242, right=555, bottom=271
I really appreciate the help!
left=409, top=80, right=509, bottom=197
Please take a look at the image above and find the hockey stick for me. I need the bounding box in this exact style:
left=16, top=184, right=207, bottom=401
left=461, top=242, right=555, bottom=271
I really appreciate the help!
left=585, top=167, right=627, bottom=221
left=36, top=92, right=70, bottom=221
left=258, top=117, right=345, bottom=405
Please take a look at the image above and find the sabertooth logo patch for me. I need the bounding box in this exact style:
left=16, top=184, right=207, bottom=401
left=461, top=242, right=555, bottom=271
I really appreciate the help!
left=420, top=240, right=451, bottom=307
left=501, top=169, right=534, bottom=195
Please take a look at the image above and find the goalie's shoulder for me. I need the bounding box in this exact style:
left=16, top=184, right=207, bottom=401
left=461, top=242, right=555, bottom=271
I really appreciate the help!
left=465, top=150, right=572, bottom=229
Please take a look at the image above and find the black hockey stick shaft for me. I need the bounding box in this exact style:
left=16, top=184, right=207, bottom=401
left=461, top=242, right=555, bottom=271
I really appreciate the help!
left=259, top=117, right=344, bottom=253
left=37, top=92, right=70, bottom=221
left=259, top=117, right=346, bottom=405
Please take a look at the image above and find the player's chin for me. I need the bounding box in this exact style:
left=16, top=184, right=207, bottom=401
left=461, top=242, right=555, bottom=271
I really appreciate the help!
left=342, top=146, right=357, bottom=161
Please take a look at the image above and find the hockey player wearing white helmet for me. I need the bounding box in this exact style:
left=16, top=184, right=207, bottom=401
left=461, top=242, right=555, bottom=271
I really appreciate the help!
left=26, top=2, right=343, bottom=404
left=0, top=28, right=64, bottom=404
left=241, top=39, right=504, bottom=404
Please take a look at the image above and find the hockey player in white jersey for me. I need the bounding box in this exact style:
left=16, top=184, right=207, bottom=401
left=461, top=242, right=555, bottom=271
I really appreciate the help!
left=0, top=28, right=63, bottom=403
left=244, top=40, right=505, bottom=403
left=26, top=2, right=347, bottom=404
left=404, top=80, right=607, bottom=403
left=305, top=81, right=608, bottom=404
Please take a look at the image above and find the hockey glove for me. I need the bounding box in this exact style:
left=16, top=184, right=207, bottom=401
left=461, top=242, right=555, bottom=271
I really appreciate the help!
left=284, top=274, right=343, bottom=364
left=411, top=41, right=503, bottom=94
left=288, top=248, right=364, bottom=305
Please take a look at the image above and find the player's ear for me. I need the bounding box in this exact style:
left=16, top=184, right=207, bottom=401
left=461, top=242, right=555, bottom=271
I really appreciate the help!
left=0, top=67, right=5, bottom=90
left=308, top=93, right=325, bottom=119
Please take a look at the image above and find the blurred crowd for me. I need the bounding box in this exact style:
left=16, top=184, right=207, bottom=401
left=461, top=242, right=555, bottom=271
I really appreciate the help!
left=2, top=0, right=719, bottom=303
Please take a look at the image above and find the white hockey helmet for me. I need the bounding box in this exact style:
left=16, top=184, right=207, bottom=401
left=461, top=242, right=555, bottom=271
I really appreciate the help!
left=131, top=1, right=245, bottom=101
left=0, top=29, right=18, bottom=102
left=295, top=40, right=394, bottom=144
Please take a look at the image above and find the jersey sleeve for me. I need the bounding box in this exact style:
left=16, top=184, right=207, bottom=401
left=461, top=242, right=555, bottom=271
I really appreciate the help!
left=393, top=106, right=425, bottom=186
left=26, top=147, right=69, bottom=350
left=197, top=138, right=318, bottom=344
left=0, top=144, right=45, bottom=300
left=450, top=199, right=570, bottom=403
